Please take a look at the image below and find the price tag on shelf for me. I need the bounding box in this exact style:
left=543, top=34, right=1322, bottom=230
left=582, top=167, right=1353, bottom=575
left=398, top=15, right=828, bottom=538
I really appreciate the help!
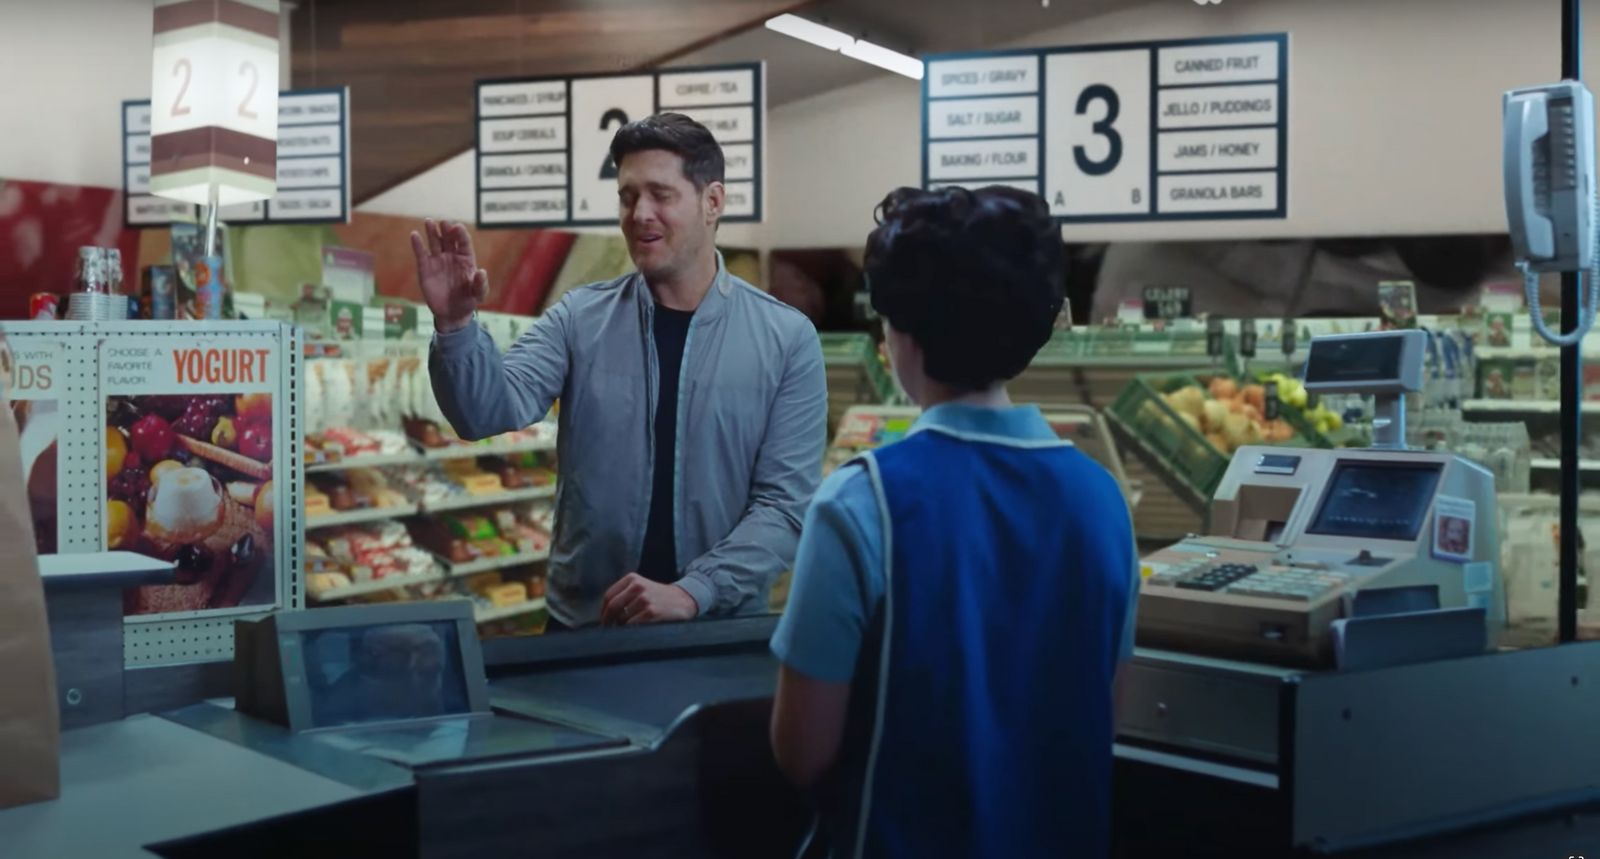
left=1142, top=285, right=1192, bottom=320
left=923, top=34, right=1287, bottom=223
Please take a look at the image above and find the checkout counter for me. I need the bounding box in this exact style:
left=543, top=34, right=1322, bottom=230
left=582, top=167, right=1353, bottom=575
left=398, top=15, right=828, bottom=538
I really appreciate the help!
left=1115, top=331, right=1600, bottom=856
left=0, top=598, right=803, bottom=859
left=3, top=331, right=1598, bottom=858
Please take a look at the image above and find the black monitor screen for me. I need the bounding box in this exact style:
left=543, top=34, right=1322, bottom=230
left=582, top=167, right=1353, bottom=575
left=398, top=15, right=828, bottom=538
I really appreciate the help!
left=1306, top=461, right=1443, bottom=541
left=300, top=620, right=472, bottom=729
left=1304, top=336, right=1404, bottom=385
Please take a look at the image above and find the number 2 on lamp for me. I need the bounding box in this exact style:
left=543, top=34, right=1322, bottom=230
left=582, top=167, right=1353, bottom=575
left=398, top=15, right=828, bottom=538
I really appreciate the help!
left=171, top=59, right=193, bottom=117
left=238, top=61, right=260, bottom=120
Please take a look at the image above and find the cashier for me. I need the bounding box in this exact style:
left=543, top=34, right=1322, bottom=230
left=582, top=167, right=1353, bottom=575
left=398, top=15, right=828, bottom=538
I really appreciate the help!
left=768, top=186, right=1139, bottom=857
left=415, top=113, right=828, bottom=630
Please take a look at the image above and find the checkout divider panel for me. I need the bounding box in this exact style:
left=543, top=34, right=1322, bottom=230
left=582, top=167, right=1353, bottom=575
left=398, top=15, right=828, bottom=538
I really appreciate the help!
left=1289, top=642, right=1600, bottom=851
left=0, top=321, right=303, bottom=670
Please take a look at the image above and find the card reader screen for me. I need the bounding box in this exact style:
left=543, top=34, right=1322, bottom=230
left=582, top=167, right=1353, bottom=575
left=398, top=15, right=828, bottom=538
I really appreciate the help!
left=1304, top=336, right=1404, bottom=385
left=301, top=620, right=472, bottom=729
left=1306, top=461, right=1442, bottom=541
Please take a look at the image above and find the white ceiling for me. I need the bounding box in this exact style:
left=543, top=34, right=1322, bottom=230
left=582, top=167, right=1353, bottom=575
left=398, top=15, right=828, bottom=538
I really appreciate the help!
left=669, top=0, right=1142, bottom=107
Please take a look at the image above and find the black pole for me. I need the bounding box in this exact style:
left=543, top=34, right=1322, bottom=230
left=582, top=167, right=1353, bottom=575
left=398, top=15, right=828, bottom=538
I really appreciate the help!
left=1560, top=0, right=1582, bottom=644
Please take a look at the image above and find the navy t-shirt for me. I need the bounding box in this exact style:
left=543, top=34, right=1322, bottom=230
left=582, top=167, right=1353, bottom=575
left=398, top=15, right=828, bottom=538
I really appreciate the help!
left=638, top=307, right=694, bottom=583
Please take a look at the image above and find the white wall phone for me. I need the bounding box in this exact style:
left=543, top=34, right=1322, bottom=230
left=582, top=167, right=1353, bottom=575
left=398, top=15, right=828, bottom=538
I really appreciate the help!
left=1503, top=80, right=1600, bottom=345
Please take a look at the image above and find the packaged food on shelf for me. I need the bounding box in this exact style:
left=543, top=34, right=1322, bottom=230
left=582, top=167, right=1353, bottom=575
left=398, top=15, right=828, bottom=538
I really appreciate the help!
left=1451, top=422, right=1532, bottom=494
left=318, top=521, right=437, bottom=582
left=306, top=571, right=353, bottom=595
left=403, top=415, right=450, bottom=449
left=440, top=459, right=506, bottom=494
left=463, top=571, right=505, bottom=596
left=443, top=514, right=498, bottom=541
left=524, top=501, right=556, bottom=534
left=479, top=455, right=557, bottom=489
left=485, top=582, right=529, bottom=608
left=1497, top=493, right=1600, bottom=647
left=306, top=468, right=413, bottom=514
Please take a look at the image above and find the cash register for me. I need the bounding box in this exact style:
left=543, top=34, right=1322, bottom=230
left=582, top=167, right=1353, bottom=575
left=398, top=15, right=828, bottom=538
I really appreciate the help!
left=1136, top=329, right=1504, bottom=667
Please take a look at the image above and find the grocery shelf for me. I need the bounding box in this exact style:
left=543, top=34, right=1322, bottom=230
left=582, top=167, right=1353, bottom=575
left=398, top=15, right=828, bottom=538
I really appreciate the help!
left=1463, top=399, right=1600, bottom=415
left=305, top=503, right=423, bottom=529
left=1477, top=344, right=1600, bottom=359
left=423, top=437, right=557, bottom=461
left=1531, top=458, right=1600, bottom=472
left=307, top=451, right=424, bottom=473
left=422, top=484, right=556, bottom=513
left=474, top=597, right=548, bottom=624
left=437, top=550, right=551, bottom=577
left=308, top=568, right=447, bottom=602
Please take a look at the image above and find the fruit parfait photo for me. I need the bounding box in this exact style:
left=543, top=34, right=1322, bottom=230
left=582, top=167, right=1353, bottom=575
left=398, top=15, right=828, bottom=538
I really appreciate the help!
left=109, top=392, right=277, bottom=615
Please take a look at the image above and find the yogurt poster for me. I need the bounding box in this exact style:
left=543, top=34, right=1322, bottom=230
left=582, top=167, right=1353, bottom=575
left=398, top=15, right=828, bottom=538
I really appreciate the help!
left=103, top=339, right=280, bottom=617
left=1, top=339, right=62, bottom=555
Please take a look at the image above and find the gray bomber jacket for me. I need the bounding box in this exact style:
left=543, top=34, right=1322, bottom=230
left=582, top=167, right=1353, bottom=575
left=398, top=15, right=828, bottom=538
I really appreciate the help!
left=429, top=258, right=828, bottom=627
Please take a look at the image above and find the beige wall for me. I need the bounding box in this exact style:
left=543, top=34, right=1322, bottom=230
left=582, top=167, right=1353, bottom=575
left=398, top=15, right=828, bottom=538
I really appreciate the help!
left=0, top=0, right=155, bottom=189
left=0, top=0, right=296, bottom=191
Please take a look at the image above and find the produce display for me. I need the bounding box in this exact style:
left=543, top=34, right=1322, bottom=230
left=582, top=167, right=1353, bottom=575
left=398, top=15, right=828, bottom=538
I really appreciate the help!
left=108, top=394, right=276, bottom=614
left=1160, top=377, right=1294, bottom=454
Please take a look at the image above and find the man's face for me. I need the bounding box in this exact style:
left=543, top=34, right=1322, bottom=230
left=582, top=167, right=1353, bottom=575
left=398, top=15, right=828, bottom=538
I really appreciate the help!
left=617, top=149, right=721, bottom=282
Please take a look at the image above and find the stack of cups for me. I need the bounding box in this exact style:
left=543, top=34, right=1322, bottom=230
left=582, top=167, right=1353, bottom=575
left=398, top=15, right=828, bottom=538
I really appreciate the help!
left=66, top=247, right=121, bottom=321
left=106, top=249, right=128, bottom=320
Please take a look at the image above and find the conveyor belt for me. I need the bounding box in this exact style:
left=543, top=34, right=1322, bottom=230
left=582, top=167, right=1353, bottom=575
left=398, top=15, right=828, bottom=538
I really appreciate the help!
left=490, top=651, right=779, bottom=744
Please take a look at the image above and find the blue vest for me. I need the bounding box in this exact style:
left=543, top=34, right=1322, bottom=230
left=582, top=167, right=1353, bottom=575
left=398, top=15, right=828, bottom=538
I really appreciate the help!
left=812, top=426, right=1134, bottom=859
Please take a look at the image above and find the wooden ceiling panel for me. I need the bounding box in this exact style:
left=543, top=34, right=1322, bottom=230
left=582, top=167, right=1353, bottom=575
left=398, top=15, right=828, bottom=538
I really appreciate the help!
left=291, top=0, right=812, bottom=202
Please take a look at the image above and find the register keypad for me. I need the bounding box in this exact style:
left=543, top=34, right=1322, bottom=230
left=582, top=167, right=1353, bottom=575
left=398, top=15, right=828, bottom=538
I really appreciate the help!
left=1175, top=563, right=1258, bottom=592
left=1166, top=562, right=1342, bottom=602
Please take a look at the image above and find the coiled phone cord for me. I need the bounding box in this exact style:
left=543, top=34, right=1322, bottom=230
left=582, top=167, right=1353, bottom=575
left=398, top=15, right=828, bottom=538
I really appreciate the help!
left=1522, top=200, right=1600, bottom=346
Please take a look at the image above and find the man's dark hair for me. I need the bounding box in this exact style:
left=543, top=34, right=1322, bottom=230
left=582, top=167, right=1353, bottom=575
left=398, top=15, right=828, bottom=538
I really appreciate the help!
left=608, top=112, right=725, bottom=190
left=865, top=186, right=1065, bottom=391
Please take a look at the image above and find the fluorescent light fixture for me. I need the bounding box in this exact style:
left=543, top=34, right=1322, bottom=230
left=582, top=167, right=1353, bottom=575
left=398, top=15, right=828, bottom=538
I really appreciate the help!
left=842, top=39, right=925, bottom=80
left=765, top=13, right=925, bottom=80
left=765, top=14, right=853, bottom=52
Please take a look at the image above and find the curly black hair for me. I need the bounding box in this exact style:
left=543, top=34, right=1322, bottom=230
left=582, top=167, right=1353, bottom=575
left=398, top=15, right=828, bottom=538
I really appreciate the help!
left=609, top=112, right=725, bottom=190
left=865, top=186, right=1065, bottom=391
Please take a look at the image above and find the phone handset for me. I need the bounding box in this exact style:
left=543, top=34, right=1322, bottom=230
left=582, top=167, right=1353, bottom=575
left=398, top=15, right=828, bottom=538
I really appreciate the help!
left=1503, top=81, right=1600, bottom=346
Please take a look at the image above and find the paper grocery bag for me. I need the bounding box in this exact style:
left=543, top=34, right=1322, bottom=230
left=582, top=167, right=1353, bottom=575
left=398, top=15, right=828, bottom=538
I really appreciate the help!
left=0, top=351, right=59, bottom=808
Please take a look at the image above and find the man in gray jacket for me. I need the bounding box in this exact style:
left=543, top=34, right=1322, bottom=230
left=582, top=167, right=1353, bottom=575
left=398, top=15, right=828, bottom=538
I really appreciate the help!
left=414, top=114, right=827, bottom=630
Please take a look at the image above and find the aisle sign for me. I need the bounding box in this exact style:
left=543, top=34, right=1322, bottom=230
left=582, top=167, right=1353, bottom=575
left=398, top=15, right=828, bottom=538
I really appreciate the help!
left=123, top=101, right=198, bottom=226
left=474, top=63, right=764, bottom=228
left=923, top=34, right=1287, bottom=223
left=122, top=87, right=352, bottom=228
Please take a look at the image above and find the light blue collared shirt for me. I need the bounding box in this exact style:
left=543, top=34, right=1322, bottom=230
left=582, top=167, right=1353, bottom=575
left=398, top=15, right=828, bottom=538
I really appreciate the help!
left=771, top=403, right=1140, bottom=682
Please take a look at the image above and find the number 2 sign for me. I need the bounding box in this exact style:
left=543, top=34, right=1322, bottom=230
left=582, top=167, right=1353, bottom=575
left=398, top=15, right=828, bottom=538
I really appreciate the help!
left=475, top=63, right=765, bottom=228
left=149, top=0, right=281, bottom=207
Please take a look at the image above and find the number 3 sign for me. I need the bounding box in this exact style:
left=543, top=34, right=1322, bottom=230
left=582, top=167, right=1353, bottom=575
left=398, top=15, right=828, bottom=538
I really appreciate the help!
left=924, top=34, right=1287, bottom=224
left=149, top=0, right=281, bottom=208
